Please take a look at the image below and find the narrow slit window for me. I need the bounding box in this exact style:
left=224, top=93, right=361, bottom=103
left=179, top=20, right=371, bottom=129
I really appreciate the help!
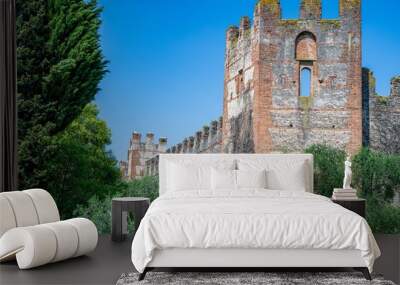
left=300, top=67, right=311, bottom=97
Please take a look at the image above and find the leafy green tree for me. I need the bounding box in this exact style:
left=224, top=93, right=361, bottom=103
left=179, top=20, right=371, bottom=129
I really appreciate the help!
left=305, top=144, right=346, bottom=197
left=47, top=104, right=123, bottom=218
left=16, top=0, right=107, bottom=190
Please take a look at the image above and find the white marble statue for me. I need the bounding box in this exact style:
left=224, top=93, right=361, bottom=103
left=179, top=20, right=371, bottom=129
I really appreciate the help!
left=343, top=155, right=352, bottom=189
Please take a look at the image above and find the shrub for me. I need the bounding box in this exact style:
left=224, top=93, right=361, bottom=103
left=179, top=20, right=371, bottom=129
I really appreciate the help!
left=305, top=144, right=346, bottom=197
left=352, top=148, right=400, bottom=234
left=366, top=195, right=400, bottom=234
left=74, top=176, right=159, bottom=234
left=352, top=148, right=400, bottom=202
left=306, top=144, right=400, bottom=234
left=122, top=176, right=159, bottom=202
left=74, top=194, right=114, bottom=234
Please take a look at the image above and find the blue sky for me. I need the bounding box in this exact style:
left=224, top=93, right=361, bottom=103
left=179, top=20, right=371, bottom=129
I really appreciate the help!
left=96, top=0, right=400, bottom=161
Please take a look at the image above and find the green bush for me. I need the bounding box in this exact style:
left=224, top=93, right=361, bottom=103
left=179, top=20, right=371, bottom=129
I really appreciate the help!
left=74, top=195, right=113, bottom=234
left=366, top=195, right=400, bottom=234
left=352, top=148, right=400, bottom=233
left=305, top=144, right=346, bottom=198
left=76, top=146, right=400, bottom=234
left=306, top=144, right=400, bottom=234
left=74, top=176, right=159, bottom=234
left=123, top=176, right=159, bottom=202
left=352, top=148, right=400, bottom=202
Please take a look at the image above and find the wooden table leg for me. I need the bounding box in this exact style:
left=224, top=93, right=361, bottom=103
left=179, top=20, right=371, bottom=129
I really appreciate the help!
left=111, top=201, right=123, bottom=241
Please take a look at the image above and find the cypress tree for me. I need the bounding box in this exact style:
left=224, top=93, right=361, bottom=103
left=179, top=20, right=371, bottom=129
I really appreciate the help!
left=16, top=0, right=108, bottom=203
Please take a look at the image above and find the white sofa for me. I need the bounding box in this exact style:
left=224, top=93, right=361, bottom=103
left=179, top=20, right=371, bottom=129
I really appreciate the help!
left=0, top=189, right=98, bottom=269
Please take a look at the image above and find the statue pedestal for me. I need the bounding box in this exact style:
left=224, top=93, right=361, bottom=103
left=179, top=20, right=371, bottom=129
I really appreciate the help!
left=332, top=188, right=358, bottom=200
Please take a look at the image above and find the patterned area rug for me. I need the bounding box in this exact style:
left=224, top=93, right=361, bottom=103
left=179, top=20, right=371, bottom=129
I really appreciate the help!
left=116, top=272, right=395, bottom=285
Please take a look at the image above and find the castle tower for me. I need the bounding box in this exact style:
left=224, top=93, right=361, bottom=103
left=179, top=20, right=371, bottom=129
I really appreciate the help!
left=127, top=132, right=141, bottom=178
left=222, top=0, right=362, bottom=154
left=122, top=132, right=167, bottom=180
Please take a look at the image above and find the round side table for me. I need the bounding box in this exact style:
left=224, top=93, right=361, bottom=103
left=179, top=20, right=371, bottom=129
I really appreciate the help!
left=111, top=197, right=150, bottom=242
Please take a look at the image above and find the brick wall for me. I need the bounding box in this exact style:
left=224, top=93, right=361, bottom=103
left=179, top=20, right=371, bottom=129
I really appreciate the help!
left=222, top=0, right=363, bottom=154
left=129, top=0, right=400, bottom=179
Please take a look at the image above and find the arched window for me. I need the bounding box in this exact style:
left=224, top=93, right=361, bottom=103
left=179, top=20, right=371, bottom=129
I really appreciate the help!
left=300, top=67, right=311, bottom=97
left=295, top=32, right=317, bottom=61
left=295, top=31, right=317, bottom=97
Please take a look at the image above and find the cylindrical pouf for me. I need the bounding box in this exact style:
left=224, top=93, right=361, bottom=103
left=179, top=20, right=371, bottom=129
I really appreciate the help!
left=0, top=218, right=97, bottom=269
left=64, top=218, right=98, bottom=257
left=0, top=191, right=39, bottom=228
left=0, top=226, right=57, bottom=269
left=42, top=221, right=79, bottom=262
left=0, top=196, right=17, bottom=237
left=24, top=189, right=60, bottom=224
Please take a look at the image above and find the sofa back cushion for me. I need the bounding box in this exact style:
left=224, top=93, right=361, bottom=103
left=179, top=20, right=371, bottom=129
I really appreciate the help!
left=0, top=189, right=60, bottom=238
left=159, top=154, right=313, bottom=195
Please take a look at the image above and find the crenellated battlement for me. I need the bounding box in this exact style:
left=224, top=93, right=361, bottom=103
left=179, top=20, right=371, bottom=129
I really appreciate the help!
left=252, top=0, right=360, bottom=21
left=166, top=117, right=223, bottom=154
left=391, top=76, right=400, bottom=97
left=256, top=0, right=281, bottom=19
left=300, top=0, right=321, bottom=20
left=143, top=118, right=223, bottom=177
left=339, top=0, right=361, bottom=16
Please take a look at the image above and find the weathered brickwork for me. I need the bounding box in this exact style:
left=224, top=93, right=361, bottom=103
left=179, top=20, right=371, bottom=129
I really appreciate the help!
left=119, top=133, right=167, bottom=180
left=223, top=0, right=363, bottom=154
left=363, top=69, right=400, bottom=154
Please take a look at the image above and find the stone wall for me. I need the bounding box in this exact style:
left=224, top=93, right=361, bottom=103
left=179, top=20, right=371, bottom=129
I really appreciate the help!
left=222, top=0, right=362, bottom=154
left=223, top=16, right=255, bottom=153
left=366, top=74, right=400, bottom=154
